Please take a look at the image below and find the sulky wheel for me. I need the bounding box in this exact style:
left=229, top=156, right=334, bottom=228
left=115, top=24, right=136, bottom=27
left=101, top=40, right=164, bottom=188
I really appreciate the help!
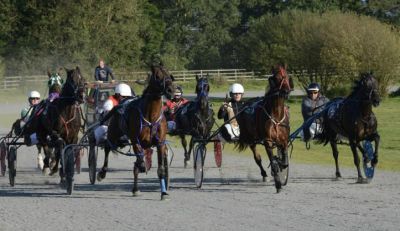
left=64, top=147, right=75, bottom=195
left=8, top=146, right=17, bottom=186
left=193, top=143, right=206, bottom=188
left=277, top=148, right=289, bottom=186
left=88, top=145, right=98, bottom=185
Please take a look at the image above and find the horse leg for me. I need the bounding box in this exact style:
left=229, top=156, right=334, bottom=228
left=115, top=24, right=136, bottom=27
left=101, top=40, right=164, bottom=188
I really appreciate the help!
left=330, top=140, right=342, bottom=179
left=250, top=144, right=268, bottom=182
left=36, top=145, right=44, bottom=170
left=97, top=146, right=110, bottom=181
left=49, top=137, right=64, bottom=176
left=185, top=136, right=194, bottom=168
left=350, top=141, right=368, bottom=183
left=132, top=144, right=144, bottom=196
left=263, top=144, right=281, bottom=193
left=180, top=134, right=190, bottom=168
left=42, top=145, right=52, bottom=175
left=372, top=133, right=380, bottom=167
left=157, top=144, right=169, bottom=200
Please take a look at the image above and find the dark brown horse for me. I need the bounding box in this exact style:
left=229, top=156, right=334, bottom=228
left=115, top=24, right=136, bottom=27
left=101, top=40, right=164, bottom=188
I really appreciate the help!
left=173, top=74, right=215, bottom=167
left=318, top=72, right=380, bottom=183
left=106, top=64, right=174, bottom=200
left=236, top=64, right=293, bottom=193
left=32, top=67, right=85, bottom=182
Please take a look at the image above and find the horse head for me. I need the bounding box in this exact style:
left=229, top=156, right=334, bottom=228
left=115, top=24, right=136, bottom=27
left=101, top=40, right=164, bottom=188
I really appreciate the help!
left=62, top=67, right=85, bottom=103
left=358, top=72, right=380, bottom=107
left=195, top=74, right=210, bottom=113
left=47, top=68, right=63, bottom=94
left=267, top=63, right=293, bottom=97
left=146, top=64, right=175, bottom=99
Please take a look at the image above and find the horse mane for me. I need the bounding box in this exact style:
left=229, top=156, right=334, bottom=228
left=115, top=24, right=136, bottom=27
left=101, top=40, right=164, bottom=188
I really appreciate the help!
left=347, top=72, right=372, bottom=99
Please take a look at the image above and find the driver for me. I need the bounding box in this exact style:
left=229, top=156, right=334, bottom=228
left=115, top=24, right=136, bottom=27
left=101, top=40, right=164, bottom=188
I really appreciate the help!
left=163, top=86, right=189, bottom=133
left=301, top=82, right=329, bottom=142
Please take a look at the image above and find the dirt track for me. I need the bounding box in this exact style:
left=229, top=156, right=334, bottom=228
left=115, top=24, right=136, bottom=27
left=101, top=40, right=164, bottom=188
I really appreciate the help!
left=0, top=142, right=399, bottom=231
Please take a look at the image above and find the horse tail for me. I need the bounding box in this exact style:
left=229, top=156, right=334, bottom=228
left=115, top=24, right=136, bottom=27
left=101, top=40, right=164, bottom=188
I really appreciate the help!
left=317, top=106, right=333, bottom=146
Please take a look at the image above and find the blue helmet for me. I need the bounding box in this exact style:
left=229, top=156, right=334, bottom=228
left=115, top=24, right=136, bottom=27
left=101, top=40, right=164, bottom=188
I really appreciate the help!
left=307, top=83, right=320, bottom=92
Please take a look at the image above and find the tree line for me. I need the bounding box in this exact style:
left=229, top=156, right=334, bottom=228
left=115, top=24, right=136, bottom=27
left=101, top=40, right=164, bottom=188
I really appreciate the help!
left=1, top=0, right=400, bottom=94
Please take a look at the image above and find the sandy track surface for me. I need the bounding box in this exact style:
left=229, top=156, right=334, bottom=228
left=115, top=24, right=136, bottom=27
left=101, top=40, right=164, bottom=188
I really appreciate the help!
left=0, top=142, right=399, bottom=231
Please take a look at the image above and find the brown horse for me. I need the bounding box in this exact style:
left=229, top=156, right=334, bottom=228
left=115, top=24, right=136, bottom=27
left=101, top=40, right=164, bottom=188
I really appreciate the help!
left=106, top=64, right=174, bottom=200
left=236, top=64, right=293, bottom=193
left=32, top=67, right=85, bottom=187
left=318, top=72, right=380, bottom=183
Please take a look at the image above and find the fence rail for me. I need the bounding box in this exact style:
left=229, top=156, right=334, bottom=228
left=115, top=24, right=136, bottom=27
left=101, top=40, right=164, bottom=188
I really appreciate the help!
left=1, top=69, right=270, bottom=90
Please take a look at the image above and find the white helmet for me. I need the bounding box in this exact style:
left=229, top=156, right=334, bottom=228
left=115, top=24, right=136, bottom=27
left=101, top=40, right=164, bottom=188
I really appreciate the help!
left=229, top=83, right=244, bottom=94
left=28, top=91, right=41, bottom=98
left=115, top=83, right=132, bottom=97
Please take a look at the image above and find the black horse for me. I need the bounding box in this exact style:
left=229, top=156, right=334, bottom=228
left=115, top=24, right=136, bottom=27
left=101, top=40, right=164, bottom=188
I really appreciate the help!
left=174, top=75, right=215, bottom=167
left=319, top=72, right=380, bottom=183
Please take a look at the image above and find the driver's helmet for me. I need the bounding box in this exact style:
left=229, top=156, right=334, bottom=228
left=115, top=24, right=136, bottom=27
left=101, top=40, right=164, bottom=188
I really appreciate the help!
left=174, top=86, right=183, bottom=98
left=115, top=83, right=132, bottom=97
left=307, top=83, right=320, bottom=93
left=28, top=91, right=41, bottom=99
left=229, top=83, right=244, bottom=94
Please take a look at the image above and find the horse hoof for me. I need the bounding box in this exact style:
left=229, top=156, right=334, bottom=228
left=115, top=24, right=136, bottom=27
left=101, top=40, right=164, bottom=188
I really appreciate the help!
left=276, top=188, right=282, bottom=193
left=357, top=177, right=369, bottom=184
left=97, top=171, right=106, bottom=182
left=42, top=167, right=50, bottom=176
left=161, top=192, right=170, bottom=201
left=184, top=160, right=190, bottom=168
left=132, top=190, right=141, bottom=197
left=48, top=169, right=58, bottom=176
left=59, top=178, right=66, bottom=189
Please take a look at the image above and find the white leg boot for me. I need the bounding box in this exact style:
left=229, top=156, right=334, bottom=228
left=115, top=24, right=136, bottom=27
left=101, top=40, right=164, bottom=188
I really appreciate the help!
left=37, top=153, right=44, bottom=170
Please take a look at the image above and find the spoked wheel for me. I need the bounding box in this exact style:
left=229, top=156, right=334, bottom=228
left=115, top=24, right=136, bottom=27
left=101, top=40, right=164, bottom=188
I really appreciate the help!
left=193, top=143, right=206, bottom=188
left=164, top=149, right=170, bottom=191
left=277, top=148, right=289, bottom=186
left=64, top=147, right=75, bottom=195
left=88, top=145, right=97, bottom=185
left=8, top=146, right=17, bottom=186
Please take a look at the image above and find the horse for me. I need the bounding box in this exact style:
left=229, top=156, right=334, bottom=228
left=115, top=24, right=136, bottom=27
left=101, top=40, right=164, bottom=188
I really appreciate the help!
left=318, top=72, right=380, bottom=183
left=105, top=64, right=174, bottom=200
left=173, top=74, right=215, bottom=167
left=47, top=68, right=64, bottom=101
left=31, top=67, right=85, bottom=181
left=236, top=64, right=293, bottom=193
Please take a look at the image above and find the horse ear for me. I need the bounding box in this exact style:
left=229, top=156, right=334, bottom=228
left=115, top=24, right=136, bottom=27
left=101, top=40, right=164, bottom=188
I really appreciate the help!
left=57, top=67, right=63, bottom=76
left=75, top=66, right=81, bottom=72
left=196, top=74, right=199, bottom=81
left=47, top=68, right=51, bottom=78
left=170, top=74, right=175, bottom=81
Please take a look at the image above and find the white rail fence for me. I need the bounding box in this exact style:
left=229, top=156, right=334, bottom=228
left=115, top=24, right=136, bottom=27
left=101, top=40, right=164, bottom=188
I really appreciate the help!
left=1, top=69, right=270, bottom=90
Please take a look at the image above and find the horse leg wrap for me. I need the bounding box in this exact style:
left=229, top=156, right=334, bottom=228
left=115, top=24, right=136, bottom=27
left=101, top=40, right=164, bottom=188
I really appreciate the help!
left=160, top=178, right=167, bottom=193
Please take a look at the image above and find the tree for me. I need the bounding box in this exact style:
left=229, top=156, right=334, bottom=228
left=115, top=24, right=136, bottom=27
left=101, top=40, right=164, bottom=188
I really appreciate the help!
left=240, top=10, right=400, bottom=95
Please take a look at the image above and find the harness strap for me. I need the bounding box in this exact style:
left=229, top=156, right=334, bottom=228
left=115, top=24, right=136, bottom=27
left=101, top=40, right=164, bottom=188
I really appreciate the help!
left=258, top=105, right=286, bottom=143
left=59, top=105, right=78, bottom=137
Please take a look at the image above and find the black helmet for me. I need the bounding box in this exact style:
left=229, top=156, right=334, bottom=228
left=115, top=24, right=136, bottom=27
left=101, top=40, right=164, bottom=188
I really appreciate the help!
left=307, top=83, right=320, bottom=92
left=174, top=86, right=183, bottom=95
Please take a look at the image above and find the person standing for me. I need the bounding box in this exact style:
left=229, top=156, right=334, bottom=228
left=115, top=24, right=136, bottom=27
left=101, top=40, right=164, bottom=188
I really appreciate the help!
left=94, top=59, right=115, bottom=82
